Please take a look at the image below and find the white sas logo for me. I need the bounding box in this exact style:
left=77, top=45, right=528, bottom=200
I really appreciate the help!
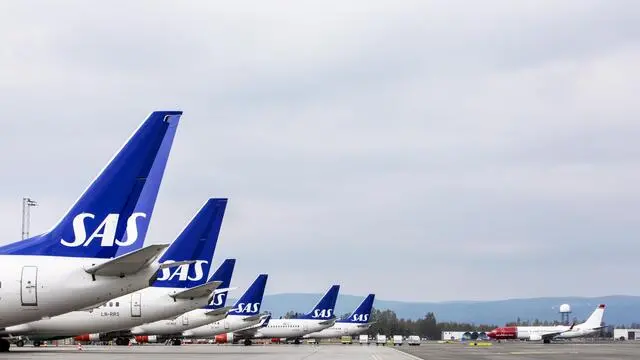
left=235, top=302, right=260, bottom=314
left=352, top=314, right=369, bottom=322
left=60, top=212, right=147, bottom=247
left=158, top=260, right=209, bottom=282
left=312, top=309, right=333, bottom=318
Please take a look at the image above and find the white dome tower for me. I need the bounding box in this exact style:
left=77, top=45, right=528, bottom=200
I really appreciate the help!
left=559, top=304, right=572, bottom=325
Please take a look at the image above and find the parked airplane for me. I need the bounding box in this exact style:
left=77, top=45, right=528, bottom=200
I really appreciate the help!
left=0, top=111, right=183, bottom=352
left=487, top=304, right=606, bottom=343
left=126, top=258, right=236, bottom=345
left=3, top=198, right=227, bottom=347
left=304, top=294, right=375, bottom=339
left=234, top=285, right=340, bottom=345
left=171, top=274, right=269, bottom=345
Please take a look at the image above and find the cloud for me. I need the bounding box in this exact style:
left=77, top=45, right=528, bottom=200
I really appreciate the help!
left=0, top=0, right=639, bottom=301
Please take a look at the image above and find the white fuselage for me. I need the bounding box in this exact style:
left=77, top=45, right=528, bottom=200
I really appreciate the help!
left=0, top=255, right=159, bottom=328
left=517, top=325, right=599, bottom=340
left=253, top=319, right=332, bottom=339
left=517, top=326, right=569, bottom=339
left=1, top=286, right=210, bottom=338
left=130, top=308, right=227, bottom=336
left=304, top=322, right=370, bottom=339
left=182, top=315, right=261, bottom=338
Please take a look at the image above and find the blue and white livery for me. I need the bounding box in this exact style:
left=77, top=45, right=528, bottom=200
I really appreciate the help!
left=2, top=198, right=228, bottom=347
left=238, top=285, right=341, bottom=345
left=182, top=274, right=269, bottom=341
left=304, top=294, right=376, bottom=339
left=0, top=111, right=183, bottom=352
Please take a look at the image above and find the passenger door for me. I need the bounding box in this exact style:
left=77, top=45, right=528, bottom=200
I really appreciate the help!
left=131, top=293, right=142, bottom=317
left=182, top=314, right=189, bottom=326
left=20, top=266, right=38, bottom=306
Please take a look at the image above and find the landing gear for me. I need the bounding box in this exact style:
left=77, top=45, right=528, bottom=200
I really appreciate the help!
left=33, top=340, right=41, bottom=347
left=543, top=338, right=551, bottom=344
left=293, top=339, right=301, bottom=345
left=243, top=339, right=252, bottom=346
left=16, top=340, right=24, bottom=347
left=114, top=337, right=130, bottom=346
left=0, top=339, right=10, bottom=352
left=171, top=339, right=182, bottom=346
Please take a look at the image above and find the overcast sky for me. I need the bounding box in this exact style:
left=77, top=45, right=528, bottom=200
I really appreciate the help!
left=1, top=0, right=639, bottom=302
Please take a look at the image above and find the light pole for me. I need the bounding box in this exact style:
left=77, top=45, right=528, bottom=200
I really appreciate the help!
left=21, top=197, right=38, bottom=240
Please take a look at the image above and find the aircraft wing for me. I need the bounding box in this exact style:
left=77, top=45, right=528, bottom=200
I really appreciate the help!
left=84, top=244, right=169, bottom=276
left=204, top=306, right=233, bottom=317
left=539, top=323, right=576, bottom=341
left=170, top=280, right=222, bottom=300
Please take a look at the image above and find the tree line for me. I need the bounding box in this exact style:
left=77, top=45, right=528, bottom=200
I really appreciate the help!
left=279, top=308, right=619, bottom=339
left=365, top=309, right=497, bottom=339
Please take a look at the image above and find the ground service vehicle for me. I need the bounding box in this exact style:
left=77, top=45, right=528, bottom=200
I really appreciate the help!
left=408, top=335, right=421, bottom=345
left=393, top=335, right=403, bottom=346
left=376, top=334, right=386, bottom=346
left=359, top=334, right=369, bottom=345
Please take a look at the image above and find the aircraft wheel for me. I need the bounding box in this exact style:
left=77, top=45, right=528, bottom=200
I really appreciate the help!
left=33, top=341, right=41, bottom=347
left=543, top=339, right=551, bottom=344
left=16, top=340, right=24, bottom=348
left=0, top=339, right=10, bottom=352
left=172, top=339, right=182, bottom=346
left=294, top=339, right=301, bottom=345
left=244, top=339, right=252, bottom=346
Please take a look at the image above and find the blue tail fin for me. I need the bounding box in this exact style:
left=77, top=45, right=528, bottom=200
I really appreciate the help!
left=228, top=274, right=268, bottom=316
left=154, top=198, right=227, bottom=289
left=203, top=259, right=236, bottom=310
left=0, top=111, right=182, bottom=259
left=298, top=285, right=340, bottom=320
left=338, top=294, right=375, bottom=323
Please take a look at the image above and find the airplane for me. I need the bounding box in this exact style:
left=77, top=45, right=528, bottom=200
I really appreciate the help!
left=0, top=111, right=184, bottom=352
left=303, top=294, right=375, bottom=339
left=233, top=285, right=340, bottom=345
left=2, top=198, right=227, bottom=347
left=169, top=274, right=270, bottom=346
left=487, top=304, right=606, bottom=343
left=125, top=258, right=237, bottom=346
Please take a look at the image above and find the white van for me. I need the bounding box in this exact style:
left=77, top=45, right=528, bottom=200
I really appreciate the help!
left=376, top=334, right=387, bottom=346
left=359, top=335, right=369, bottom=345
left=407, top=335, right=421, bottom=346
left=393, top=335, right=403, bottom=346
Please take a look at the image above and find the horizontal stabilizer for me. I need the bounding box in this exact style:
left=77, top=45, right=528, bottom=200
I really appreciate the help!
left=243, top=314, right=262, bottom=322
left=357, top=321, right=375, bottom=328
left=85, top=244, right=168, bottom=276
left=205, top=306, right=233, bottom=317
left=170, top=280, right=222, bottom=300
left=318, top=318, right=337, bottom=326
left=158, top=260, right=196, bottom=269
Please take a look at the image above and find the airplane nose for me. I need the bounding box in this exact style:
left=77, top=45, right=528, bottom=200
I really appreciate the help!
left=487, top=330, right=496, bottom=338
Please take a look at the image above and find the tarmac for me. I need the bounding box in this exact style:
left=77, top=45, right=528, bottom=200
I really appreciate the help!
left=397, top=341, right=640, bottom=360
left=4, top=341, right=640, bottom=359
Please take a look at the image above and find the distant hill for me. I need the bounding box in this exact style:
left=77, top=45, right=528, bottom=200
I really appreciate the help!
left=242, top=294, right=640, bottom=326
